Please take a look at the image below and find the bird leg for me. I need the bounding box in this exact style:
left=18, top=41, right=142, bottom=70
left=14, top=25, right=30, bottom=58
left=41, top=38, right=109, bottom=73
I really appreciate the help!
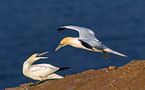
left=29, top=81, right=45, bottom=86
left=101, top=51, right=110, bottom=59
left=93, top=47, right=110, bottom=59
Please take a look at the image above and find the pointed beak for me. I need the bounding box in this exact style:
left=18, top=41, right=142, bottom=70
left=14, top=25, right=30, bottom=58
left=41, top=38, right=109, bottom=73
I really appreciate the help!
left=37, top=57, right=48, bottom=59
left=36, top=51, right=49, bottom=60
left=55, top=44, right=64, bottom=52
left=37, top=51, right=48, bottom=56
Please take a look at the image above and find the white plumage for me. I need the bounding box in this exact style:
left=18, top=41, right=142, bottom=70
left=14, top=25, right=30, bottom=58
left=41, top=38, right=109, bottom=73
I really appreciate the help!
left=56, top=25, right=127, bottom=58
left=23, top=52, right=69, bottom=85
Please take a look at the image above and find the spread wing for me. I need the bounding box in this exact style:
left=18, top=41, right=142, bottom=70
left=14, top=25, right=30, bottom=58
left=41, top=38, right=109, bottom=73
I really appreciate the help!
left=30, top=64, right=59, bottom=77
left=58, top=25, right=100, bottom=42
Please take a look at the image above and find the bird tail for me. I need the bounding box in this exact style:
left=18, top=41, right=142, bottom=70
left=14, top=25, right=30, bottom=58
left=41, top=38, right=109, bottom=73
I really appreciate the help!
left=57, top=67, right=70, bottom=72
left=103, top=48, right=127, bottom=57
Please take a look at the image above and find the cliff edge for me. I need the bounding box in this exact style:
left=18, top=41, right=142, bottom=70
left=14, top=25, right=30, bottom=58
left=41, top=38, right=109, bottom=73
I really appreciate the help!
left=6, top=60, right=145, bottom=90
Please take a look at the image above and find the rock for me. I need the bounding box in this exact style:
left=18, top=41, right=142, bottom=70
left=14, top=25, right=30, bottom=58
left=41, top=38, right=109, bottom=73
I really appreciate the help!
left=109, top=66, right=117, bottom=70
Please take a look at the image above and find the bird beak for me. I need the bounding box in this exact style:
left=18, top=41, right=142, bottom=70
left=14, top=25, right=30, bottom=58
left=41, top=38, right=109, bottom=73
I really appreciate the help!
left=55, top=44, right=64, bottom=52
left=36, top=51, right=49, bottom=59
left=35, top=57, right=48, bottom=60
left=37, top=51, right=48, bottom=56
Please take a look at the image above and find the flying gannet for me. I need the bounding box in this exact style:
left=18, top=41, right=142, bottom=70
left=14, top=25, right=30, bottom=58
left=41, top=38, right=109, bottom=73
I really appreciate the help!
left=23, top=51, right=70, bottom=86
left=55, top=25, right=127, bottom=58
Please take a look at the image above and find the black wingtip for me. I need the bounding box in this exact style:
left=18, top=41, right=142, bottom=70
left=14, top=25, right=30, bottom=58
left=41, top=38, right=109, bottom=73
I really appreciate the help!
left=57, top=67, right=70, bottom=72
left=57, top=27, right=66, bottom=31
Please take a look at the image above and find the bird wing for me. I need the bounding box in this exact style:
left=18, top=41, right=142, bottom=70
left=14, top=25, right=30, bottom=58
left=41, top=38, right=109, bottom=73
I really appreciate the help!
left=79, top=38, right=101, bottom=47
left=58, top=25, right=100, bottom=42
left=30, top=64, right=59, bottom=77
left=46, top=73, right=63, bottom=79
left=79, top=38, right=108, bottom=49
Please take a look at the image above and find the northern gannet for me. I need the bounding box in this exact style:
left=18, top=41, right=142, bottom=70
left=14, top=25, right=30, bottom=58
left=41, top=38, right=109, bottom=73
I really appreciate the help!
left=55, top=25, right=127, bottom=58
left=23, top=51, right=70, bottom=86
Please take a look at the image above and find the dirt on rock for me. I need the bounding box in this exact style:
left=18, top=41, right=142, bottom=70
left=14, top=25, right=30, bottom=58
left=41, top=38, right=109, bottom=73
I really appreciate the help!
left=6, top=60, right=145, bottom=90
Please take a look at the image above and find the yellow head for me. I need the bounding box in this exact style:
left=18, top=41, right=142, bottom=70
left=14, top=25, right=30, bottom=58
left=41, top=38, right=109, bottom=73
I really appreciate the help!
left=28, top=54, right=37, bottom=60
left=26, top=52, right=48, bottom=63
left=55, top=37, right=73, bottom=51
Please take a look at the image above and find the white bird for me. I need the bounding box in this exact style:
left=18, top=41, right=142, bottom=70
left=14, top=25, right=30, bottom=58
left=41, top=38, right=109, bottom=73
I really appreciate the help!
left=23, top=51, right=70, bottom=86
left=55, top=25, right=127, bottom=58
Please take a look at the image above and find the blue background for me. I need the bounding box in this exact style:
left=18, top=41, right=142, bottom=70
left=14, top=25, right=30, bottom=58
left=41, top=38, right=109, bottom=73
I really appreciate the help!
left=0, top=0, right=145, bottom=89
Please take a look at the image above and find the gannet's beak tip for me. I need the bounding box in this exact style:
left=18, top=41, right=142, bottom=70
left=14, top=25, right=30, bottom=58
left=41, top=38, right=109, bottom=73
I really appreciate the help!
left=55, top=49, right=57, bottom=52
left=55, top=48, right=59, bottom=52
left=124, top=55, right=128, bottom=57
left=55, top=45, right=63, bottom=52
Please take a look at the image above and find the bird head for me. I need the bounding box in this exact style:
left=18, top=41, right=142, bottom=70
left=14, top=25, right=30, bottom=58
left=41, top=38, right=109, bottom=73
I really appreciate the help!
left=27, top=51, right=48, bottom=62
left=55, top=37, right=73, bottom=51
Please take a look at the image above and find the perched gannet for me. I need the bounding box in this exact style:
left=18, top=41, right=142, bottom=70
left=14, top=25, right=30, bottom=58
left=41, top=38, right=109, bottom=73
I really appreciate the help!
left=55, top=25, right=127, bottom=58
left=23, top=51, right=70, bottom=86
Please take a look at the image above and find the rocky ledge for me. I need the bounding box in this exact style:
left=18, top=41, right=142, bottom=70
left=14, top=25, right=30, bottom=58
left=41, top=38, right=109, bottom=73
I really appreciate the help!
left=6, top=60, right=145, bottom=90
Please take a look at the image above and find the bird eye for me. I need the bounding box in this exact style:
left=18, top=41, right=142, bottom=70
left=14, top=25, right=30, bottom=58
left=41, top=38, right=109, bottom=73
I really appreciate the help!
left=36, top=53, right=40, bottom=57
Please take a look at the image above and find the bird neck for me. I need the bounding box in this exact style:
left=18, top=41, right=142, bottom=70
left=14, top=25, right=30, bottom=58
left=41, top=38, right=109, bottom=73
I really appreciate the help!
left=23, top=59, right=34, bottom=69
left=67, top=38, right=82, bottom=47
left=23, top=61, right=33, bottom=75
left=26, top=58, right=35, bottom=64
